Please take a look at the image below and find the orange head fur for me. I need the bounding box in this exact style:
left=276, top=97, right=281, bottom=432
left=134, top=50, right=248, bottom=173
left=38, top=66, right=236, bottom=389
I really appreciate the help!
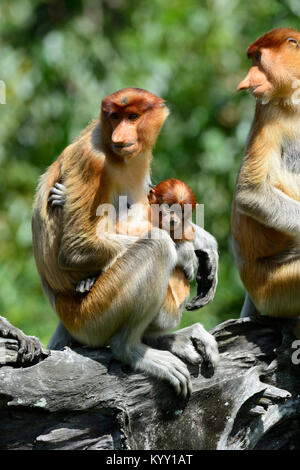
left=100, top=88, right=169, bottom=160
left=237, top=28, right=300, bottom=104
left=148, top=178, right=197, bottom=241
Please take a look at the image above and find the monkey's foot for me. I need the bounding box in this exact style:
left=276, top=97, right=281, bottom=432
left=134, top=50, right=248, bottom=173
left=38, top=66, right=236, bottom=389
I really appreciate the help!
left=0, top=316, right=49, bottom=364
left=111, top=339, right=192, bottom=398
left=75, top=277, right=97, bottom=294
left=138, top=348, right=192, bottom=397
left=167, top=323, right=219, bottom=369
left=48, top=182, right=66, bottom=207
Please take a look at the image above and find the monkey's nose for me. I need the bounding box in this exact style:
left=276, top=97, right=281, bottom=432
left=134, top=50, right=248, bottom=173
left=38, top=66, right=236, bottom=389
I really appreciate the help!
left=237, top=73, right=251, bottom=91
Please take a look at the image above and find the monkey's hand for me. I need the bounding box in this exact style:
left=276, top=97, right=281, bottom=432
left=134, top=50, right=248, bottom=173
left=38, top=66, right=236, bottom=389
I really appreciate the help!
left=0, top=316, right=49, bottom=364
left=48, top=182, right=66, bottom=207
left=175, top=241, right=198, bottom=281
left=75, top=276, right=97, bottom=294
left=148, top=323, right=219, bottom=370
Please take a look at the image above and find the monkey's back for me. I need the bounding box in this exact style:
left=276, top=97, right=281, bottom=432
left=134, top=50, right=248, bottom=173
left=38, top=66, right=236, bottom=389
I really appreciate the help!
left=32, top=127, right=102, bottom=295
left=32, top=156, right=78, bottom=294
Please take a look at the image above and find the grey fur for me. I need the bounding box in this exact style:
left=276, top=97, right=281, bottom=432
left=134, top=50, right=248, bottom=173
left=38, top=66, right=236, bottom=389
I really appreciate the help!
left=240, top=293, right=259, bottom=319
left=47, top=321, right=73, bottom=350
left=281, top=138, right=300, bottom=174
left=236, top=183, right=300, bottom=235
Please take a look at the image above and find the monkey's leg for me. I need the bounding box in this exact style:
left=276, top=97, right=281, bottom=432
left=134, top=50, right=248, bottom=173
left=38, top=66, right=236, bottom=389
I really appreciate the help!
left=144, top=322, right=219, bottom=369
left=144, top=227, right=219, bottom=369
left=47, top=321, right=75, bottom=350
left=108, top=231, right=192, bottom=397
left=56, top=228, right=192, bottom=396
left=240, top=292, right=259, bottom=319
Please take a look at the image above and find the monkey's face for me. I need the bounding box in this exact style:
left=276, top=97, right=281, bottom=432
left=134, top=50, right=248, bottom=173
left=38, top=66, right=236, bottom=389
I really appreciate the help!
left=101, top=88, right=169, bottom=161
left=237, top=28, right=300, bottom=103
left=162, top=206, right=194, bottom=241
left=108, top=111, right=142, bottom=158
left=150, top=202, right=192, bottom=241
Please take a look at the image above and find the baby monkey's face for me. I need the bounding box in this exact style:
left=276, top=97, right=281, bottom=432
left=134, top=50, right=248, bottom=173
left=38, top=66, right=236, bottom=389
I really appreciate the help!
left=148, top=181, right=196, bottom=242
left=158, top=203, right=193, bottom=241
left=160, top=203, right=183, bottom=227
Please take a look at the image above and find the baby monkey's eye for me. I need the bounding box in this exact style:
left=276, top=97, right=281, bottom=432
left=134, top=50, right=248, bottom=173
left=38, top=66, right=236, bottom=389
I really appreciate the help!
left=128, top=113, right=140, bottom=121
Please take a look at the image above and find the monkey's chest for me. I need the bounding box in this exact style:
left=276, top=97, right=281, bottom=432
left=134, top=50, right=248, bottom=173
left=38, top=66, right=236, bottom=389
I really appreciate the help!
left=114, top=192, right=149, bottom=224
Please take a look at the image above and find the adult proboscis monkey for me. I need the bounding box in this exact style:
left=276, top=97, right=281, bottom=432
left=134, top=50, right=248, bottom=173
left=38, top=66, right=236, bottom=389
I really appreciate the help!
left=33, top=88, right=219, bottom=396
left=232, top=28, right=300, bottom=324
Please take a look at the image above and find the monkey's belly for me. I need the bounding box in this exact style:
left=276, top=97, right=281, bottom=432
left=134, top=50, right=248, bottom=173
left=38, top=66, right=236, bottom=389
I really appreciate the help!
left=241, top=258, right=300, bottom=318
left=232, top=213, right=291, bottom=261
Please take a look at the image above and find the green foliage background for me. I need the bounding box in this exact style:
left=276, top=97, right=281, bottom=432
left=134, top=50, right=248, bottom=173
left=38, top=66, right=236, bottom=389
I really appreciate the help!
left=0, top=0, right=299, bottom=346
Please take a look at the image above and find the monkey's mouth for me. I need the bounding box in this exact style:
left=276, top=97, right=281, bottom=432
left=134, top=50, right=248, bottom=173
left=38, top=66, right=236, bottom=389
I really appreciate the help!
left=250, top=85, right=262, bottom=94
left=112, top=142, right=136, bottom=149
left=250, top=84, right=271, bottom=97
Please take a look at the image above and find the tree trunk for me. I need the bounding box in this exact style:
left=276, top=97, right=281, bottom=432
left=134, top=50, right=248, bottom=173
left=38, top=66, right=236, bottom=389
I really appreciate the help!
left=0, top=317, right=300, bottom=450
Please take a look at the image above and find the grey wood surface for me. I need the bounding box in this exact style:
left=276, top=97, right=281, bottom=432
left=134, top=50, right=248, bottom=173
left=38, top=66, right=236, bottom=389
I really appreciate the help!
left=0, top=317, right=299, bottom=450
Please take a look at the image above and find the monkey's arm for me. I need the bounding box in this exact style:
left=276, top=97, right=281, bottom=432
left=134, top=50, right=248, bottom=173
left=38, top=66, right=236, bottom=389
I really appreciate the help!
left=47, top=182, right=139, bottom=271
left=58, top=232, right=138, bottom=272
left=0, top=316, right=49, bottom=363
left=236, top=183, right=300, bottom=235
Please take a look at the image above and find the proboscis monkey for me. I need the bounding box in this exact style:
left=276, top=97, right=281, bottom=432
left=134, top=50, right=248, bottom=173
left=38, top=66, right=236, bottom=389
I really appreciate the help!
left=33, top=88, right=219, bottom=396
left=0, top=316, right=48, bottom=364
left=232, top=28, right=300, bottom=322
left=147, top=178, right=218, bottom=311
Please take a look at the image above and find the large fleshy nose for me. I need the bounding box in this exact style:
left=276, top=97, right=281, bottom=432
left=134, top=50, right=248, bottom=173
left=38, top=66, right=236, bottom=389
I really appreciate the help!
left=112, top=122, right=127, bottom=146
left=237, top=72, right=251, bottom=91
left=112, top=121, right=136, bottom=147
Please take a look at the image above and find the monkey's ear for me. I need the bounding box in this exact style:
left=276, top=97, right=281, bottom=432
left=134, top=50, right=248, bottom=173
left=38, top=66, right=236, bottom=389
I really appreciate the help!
left=148, top=188, right=156, bottom=203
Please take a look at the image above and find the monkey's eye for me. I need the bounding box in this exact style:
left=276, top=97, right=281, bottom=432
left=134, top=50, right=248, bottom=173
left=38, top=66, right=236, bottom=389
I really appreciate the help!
left=128, top=113, right=140, bottom=121
left=255, top=51, right=261, bottom=61
left=287, top=37, right=299, bottom=47
left=110, top=112, right=120, bottom=120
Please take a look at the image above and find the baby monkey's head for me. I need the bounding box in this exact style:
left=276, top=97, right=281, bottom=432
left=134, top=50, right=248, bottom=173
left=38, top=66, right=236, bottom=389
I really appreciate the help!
left=148, top=178, right=197, bottom=241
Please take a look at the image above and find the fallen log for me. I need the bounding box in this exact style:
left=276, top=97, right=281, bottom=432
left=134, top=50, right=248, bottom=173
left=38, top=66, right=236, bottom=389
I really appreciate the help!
left=0, top=317, right=299, bottom=450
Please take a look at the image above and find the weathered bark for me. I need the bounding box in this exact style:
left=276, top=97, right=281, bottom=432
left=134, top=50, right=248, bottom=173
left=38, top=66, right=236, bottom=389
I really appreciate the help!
left=0, top=317, right=300, bottom=450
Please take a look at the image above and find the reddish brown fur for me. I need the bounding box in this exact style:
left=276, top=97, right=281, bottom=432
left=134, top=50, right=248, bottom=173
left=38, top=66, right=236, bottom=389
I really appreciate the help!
left=151, top=178, right=197, bottom=209
left=148, top=178, right=196, bottom=242
left=247, top=28, right=300, bottom=57
left=101, top=88, right=168, bottom=158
